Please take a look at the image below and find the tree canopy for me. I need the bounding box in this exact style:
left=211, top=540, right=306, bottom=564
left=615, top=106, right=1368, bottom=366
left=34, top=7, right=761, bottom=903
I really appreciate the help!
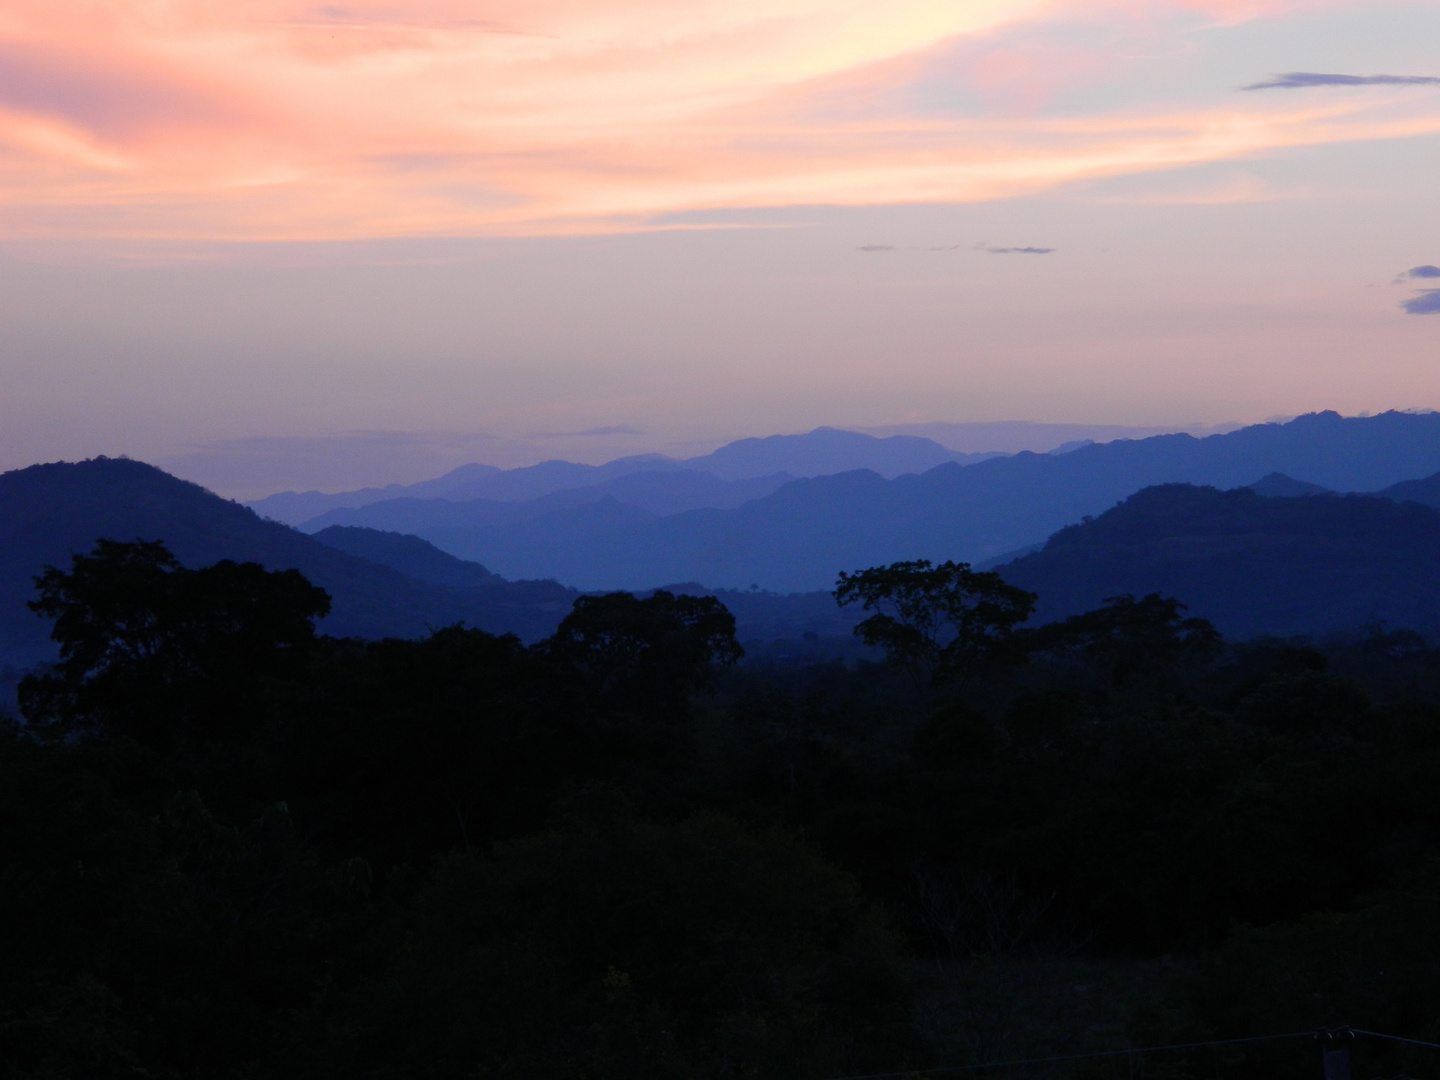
left=7, top=540, right=1440, bottom=1080
left=545, top=589, right=742, bottom=715
left=20, top=539, right=330, bottom=744
left=835, top=559, right=1036, bottom=686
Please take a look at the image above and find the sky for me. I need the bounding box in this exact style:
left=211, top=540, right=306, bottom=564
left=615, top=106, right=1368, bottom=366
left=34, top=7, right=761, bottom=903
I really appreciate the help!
left=0, top=0, right=1437, bottom=497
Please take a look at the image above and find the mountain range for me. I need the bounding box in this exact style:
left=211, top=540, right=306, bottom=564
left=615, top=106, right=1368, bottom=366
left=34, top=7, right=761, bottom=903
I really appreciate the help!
left=293, top=411, right=1440, bottom=592
left=4, top=424, right=1440, bottom=677
left=250, top=427, right=1002, bottom=525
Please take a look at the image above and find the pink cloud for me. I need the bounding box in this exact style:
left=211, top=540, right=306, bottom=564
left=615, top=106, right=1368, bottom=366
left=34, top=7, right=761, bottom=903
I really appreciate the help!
left=0, top=40, right=249, bottom=139
left=0, top=0, right=1423, bottom=244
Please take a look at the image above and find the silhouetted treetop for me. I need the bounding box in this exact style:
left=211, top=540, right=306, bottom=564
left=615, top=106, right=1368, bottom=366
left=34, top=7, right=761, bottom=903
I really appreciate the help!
left=546, top=589, right=742, bottom=714
left=1023, top=592, right=1221, bottom=687
left=20, top=538, right=330, bottom=744
left=835, top=559, right=1036, bottom=686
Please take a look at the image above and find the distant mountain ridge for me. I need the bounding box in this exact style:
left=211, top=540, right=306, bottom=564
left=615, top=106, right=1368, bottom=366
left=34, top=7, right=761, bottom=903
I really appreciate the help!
left=856, top=419, right=1237, bottom=452
left=250, top=427, right=999, bottom=525
left=997, top=483, right=1440, bottom=638
left=311, top=526, right=505, bottom=589
left=300, top=411, right=1440, bottom=592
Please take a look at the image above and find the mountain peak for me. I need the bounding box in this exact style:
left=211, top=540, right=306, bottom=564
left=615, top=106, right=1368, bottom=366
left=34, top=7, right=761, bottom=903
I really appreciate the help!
left=1246, top=473, right=1333, bottom=497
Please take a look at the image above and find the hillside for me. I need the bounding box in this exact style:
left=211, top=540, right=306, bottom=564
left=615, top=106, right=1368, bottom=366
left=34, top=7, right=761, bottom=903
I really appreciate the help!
left=0, top=459, right=580, bottom=666
left=311, top=525, right=505, bottom=589
left=1246, top=472, right=1333, bottom=496
left=302, top=411, right=1440, bottom=592
left=998, top=484, right=1440, bottom=638
left=1382, top=469, right=1440, bottom=509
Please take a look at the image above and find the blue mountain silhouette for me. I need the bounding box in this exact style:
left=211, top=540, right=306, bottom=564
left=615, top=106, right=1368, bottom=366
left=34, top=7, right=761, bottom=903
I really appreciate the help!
left=305, top=411, right=1440, bottom=592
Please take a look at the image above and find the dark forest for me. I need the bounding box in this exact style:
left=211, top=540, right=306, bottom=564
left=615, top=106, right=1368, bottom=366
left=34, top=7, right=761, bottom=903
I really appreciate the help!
left=5, top=541, right=1440, bottom=1079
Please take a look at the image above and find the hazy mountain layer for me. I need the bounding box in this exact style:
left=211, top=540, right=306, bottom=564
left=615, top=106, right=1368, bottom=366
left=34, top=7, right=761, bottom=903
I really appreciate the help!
left=856, top=419, right=1234, bottom=452
left=251, top=427, right=997, bottom=525
left=306, top=525, right=865, bottom=647
left=998, top=483, right=1440, bottom=638
left=685, top=427, right=996, bottom=481
left=310, top=525, right=505, bottom=589
left=302, top=469, right=799, bottom=537
left=304, top=411, right=1440, bottom=592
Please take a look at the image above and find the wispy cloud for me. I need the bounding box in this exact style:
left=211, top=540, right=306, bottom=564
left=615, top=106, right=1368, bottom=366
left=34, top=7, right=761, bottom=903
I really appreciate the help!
left=1402, top=291, right=1440, bottom=315
left=0, top=2, right=1436, bottom=244
left=1244, top=72, right=1440, bottom=91
left=570, top=426, right=645, bottom=437
left=1389, top=265, right=1440, bottom=285
left=858, top=242, right=1053, bottom=254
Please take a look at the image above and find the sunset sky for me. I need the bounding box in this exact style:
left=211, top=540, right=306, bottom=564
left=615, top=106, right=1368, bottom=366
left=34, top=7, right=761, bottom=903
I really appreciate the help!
left=1, top=0, right=1438, bottom=496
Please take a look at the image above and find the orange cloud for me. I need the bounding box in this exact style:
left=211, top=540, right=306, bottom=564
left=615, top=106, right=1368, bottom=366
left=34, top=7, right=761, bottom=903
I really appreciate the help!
left=0, top=0, right=1421, bottom=243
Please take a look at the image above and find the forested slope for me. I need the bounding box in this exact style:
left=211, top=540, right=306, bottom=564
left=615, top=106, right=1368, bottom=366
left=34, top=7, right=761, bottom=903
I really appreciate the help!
left=1000, top=483, right=1440, bottom=636
left=0, top=458, right=576, bottom=664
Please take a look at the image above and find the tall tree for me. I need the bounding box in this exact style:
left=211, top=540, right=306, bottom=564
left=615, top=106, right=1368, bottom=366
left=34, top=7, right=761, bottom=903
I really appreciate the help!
left=545, top=589, right=742, bottom=716
left=20, top=539, right=330, bottom=745
left=835, top=560, right=1036, bottom=687
left=1024, top=592, right=1220, bottom=687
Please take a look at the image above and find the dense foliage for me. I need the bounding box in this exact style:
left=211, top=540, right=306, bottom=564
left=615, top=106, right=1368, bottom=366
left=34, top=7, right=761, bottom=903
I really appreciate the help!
left=6, top=543, right=1440, bottom=1078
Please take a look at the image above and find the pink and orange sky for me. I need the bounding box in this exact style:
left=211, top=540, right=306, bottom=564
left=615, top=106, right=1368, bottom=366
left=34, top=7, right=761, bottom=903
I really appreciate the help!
left=1, top=0, right=1438, bottom=495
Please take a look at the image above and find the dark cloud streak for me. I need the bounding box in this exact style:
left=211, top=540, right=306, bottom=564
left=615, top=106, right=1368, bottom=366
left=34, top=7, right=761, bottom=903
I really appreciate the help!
left=1402, top=290, right=1440, bottom=315
left=524, top=425, right=644, bottom=437
left=1244, top=72, right=1440, bottom=91
left=857, top=243, right=1054, bottom=254
left=1390, top=266, right=1440, bottom=286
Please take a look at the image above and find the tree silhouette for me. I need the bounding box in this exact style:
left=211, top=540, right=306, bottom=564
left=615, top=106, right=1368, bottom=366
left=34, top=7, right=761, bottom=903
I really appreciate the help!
left=1024, top=592, right=1220, bottom=687
left=20, top=538, right=330, bottom=744
left=835, top=560, right=1036, bottom=686
left=546, top=589, right=742, bottom=715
